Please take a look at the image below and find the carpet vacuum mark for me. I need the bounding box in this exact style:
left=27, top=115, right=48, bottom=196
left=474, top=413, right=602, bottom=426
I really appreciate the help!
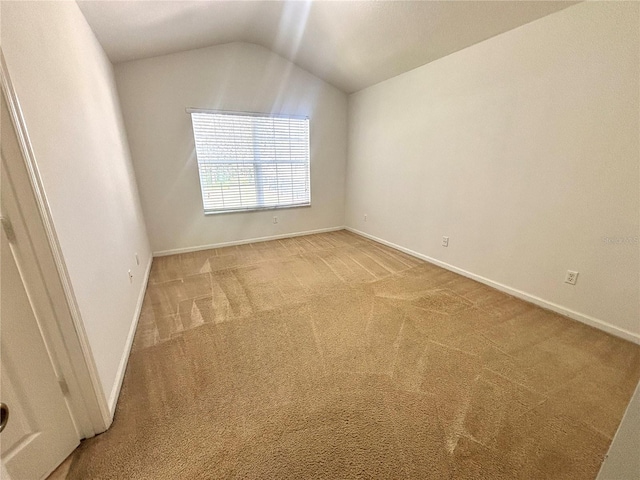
left=67, top=230, right=640, bottom=479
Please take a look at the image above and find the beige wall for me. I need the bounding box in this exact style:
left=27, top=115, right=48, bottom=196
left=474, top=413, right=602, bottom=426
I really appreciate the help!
left=1, top=1, right=151, bottom=409
left=114, top=42, right=348, bottom=254
left=346, top=2, right=640, bottom=340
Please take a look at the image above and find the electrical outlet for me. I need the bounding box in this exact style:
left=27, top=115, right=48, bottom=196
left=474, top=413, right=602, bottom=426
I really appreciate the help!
left=273, top=216, right=278, bottom=224
left=128, top=269, right=133, bottom=283
left=364, top=214, right=368, bottom=222
left=565, top=270, right=578, bottom=285
left=135, top=253, right=140, bottom=266
left=442, top=236, right=449, bottom=247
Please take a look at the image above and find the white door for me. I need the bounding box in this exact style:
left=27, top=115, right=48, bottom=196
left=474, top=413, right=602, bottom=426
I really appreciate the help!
left=1, top=108, right=80, bottom=478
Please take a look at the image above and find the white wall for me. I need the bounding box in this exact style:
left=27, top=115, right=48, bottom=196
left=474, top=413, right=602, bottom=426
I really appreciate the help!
left=346, top=2, right=640, bottom=340
left=1, top=2, right=151, bottom=409
left=114, top=42, right=348, bottom=254
left=597, top=381, right=640, bottom=479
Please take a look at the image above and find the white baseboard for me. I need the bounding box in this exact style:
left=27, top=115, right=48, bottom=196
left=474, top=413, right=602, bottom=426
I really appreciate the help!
left=153, top=226, right=346, bottom=257
left=346, top=227, right=640, bottom=345
left=107, top=254, right=153, bottom=416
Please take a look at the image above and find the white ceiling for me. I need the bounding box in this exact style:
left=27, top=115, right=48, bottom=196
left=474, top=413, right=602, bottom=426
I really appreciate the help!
left=78, top=1, right=576, bottom=93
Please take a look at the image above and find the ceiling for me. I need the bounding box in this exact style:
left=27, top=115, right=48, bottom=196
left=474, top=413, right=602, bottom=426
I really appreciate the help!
left=78, top=1, right=576, bottom=93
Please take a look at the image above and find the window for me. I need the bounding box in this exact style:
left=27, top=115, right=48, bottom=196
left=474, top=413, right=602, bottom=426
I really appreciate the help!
left=189, top=109, right=310, bottom=214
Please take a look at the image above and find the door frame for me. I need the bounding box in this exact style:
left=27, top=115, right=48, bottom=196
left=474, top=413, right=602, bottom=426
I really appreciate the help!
left=1, top=50, right=110, bottom=437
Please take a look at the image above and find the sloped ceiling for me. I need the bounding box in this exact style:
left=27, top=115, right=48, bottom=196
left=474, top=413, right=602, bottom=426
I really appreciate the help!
left=78, top=1, right=577, bottom=93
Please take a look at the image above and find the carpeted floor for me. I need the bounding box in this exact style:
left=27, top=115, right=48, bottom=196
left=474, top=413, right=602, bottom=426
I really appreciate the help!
left=65, top=230, right=640, bottom=479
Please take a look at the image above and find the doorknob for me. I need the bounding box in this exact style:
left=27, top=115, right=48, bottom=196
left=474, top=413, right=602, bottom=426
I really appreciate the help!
left=0, top=402, right=8, bottom=432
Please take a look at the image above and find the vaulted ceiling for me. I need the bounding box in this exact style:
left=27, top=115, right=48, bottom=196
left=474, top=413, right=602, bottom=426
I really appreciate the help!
left=78, top=1, right=576, bottom=93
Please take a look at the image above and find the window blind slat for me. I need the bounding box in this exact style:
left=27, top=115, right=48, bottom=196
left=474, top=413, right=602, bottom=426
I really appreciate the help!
left=190, top=112, right=310, bottom=213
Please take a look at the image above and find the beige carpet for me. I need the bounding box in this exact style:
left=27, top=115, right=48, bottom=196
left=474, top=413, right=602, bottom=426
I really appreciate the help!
left=66, top=230, right=640, bottom=479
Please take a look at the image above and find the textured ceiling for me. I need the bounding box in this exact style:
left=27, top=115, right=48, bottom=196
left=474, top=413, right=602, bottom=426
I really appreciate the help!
left=78, top=1, right=577, bottom=93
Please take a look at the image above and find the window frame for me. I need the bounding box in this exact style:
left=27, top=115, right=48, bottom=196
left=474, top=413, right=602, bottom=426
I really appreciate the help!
left=187, top=108, right=312, bottom=215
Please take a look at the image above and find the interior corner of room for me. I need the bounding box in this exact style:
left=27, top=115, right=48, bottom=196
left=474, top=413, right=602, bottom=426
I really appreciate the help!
left=0, top=0, right=638, bottom=479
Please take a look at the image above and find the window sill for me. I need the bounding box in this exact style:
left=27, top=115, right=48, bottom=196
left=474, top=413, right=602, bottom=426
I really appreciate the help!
left=204, top=203, right=311, bottom=216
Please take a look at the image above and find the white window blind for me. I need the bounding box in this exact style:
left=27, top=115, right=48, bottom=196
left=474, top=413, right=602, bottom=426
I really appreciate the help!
left=189, top=109, right=310, bottom=214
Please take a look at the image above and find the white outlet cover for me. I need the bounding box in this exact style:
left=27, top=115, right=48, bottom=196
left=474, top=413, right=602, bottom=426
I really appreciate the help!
left=565, top=270, right=578, bottom=285
left=442, top=236, right=449, bottom=247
